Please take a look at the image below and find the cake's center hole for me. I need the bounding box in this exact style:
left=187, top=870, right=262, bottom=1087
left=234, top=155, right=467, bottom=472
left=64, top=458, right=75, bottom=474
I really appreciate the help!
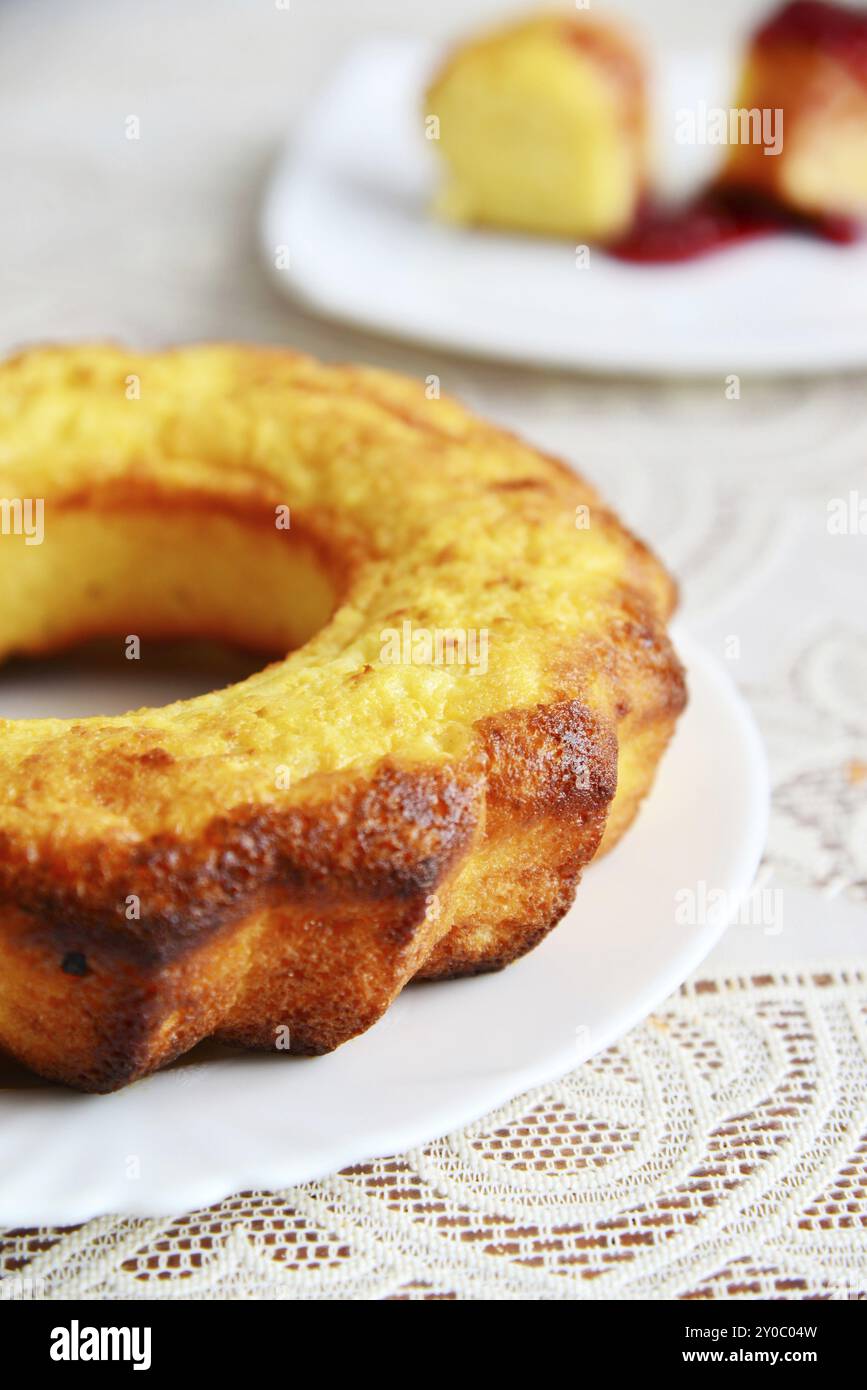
left=0, top=638, right=281, bottom=718
left=0, top=502, right=338, bottom=718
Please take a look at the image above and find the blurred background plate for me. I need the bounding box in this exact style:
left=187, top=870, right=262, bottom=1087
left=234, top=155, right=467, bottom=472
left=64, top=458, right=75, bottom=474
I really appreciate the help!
left=262, top=37, right=867, bottom=377
left=0, top=633, right=767, bottom=1224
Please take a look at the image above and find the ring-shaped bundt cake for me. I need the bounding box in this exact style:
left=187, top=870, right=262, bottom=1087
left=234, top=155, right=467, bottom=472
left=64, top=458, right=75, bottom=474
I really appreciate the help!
left=0, top=345, right=685, bottom=1090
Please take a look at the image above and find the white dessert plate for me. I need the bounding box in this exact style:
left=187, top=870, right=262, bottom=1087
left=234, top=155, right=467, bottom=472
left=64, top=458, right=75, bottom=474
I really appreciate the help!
left=261, top=38, right=867, bottom=376
left=0, top=630, right=767, bottom=1224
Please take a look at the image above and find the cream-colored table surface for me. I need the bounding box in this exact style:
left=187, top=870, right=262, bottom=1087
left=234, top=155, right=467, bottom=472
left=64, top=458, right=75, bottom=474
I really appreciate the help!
left=1, top=0, right=865, bottom=1299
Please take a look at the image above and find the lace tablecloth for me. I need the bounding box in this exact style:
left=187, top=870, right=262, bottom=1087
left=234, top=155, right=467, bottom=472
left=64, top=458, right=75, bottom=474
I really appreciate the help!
left=1, top=0, right=865, bottom=1300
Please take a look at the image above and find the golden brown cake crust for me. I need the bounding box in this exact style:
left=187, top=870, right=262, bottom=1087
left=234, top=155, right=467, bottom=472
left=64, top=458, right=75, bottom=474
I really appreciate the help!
left=0, top=344, right=685, bottom=1090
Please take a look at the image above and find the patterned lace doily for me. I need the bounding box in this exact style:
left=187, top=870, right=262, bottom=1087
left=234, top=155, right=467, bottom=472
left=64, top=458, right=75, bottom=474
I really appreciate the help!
left=2, top=964, right=865, bottom=1301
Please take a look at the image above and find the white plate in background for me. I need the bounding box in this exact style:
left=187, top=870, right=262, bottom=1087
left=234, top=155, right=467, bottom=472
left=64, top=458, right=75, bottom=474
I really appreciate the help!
left=0, top=632, right=767, bottom=1223
left=262, top=38, right=867, bottom=376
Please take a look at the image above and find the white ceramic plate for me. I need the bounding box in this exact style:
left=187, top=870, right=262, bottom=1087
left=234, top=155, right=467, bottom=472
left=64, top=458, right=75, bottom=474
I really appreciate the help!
left=0, top=631, right=767, bottom=1224
left=261, top=38, right=867, bottom=376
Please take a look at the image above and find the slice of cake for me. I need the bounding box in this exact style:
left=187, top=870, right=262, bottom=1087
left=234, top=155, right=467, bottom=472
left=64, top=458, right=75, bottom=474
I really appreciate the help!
left=425, top=11, right=648, bottom=242
left=721, top=0, right=867, bottom=224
